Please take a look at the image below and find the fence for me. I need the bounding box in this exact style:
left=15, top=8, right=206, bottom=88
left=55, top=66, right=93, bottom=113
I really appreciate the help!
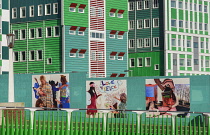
left=0, top=107, right=210, bottom=135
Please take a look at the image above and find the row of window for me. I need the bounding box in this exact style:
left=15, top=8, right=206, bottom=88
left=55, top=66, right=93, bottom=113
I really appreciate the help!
left=129, top=57, right=159, bottom=70
left=69, top=3, right=86, bottom=13
left=129, top=0, right=159, bottom=11
left=109, top=9, right=124, bottom=18
left=129, top=18, right=159, bottom=30
left=171, top=0, right=208, bottom=13
left=173, top=58, right=210, bottom=68
left=12, top=3, right=58, bottom=19
left=171, top=38, right=209, bottom=49
left=171, top=20, right=208, bottom=31
left=129, top=37, right=159, bottom=48
left=13, top=26, right=60, bottom=40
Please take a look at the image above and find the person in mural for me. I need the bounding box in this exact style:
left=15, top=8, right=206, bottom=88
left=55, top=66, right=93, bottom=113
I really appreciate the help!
left=154, top=79, right=179, bottom=115
left=86, top=82, right=102, bottom=117
left=114, top=93, right=127, bottom=118
left=55, top=75, right=70, bottom=108
left=36, top=75, right=53, bottom=108
left=49, top=80, right=59, bottom=108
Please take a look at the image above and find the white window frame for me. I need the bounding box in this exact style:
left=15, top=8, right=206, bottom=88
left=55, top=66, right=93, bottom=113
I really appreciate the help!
left=153, top=18, right=159, bottom=27
left=180, top=59, right=185, bottom=67
left=171, top=19, right=176, bottom=27
left=129, top=20, right=134, bottom=30
left=78, top=8, right=85, bottom=13
left=117, top=13, right=123, bottom=18
left=117, top=35, right=123, bottom=39
left=110, top=55, right=115, bottom=60
left=129, top=39, right=135, bottom=48
left=54, top=26, right=60, bottom=37
left=144, top=0, right=149, bottom=9
left=154, top=64, right=159, bottom=70
left=38, top=5, right=43, bottom=16
left=14, top=30, right=18, bottom=40
left=153, top=37, right=159, bottom=47
left=45, top=4, right=51, bottom=15
left=137, top=19, right=143, bottom=29
left=117, top=56, right=123, bottom=60
left=204, top=5, right=208, bottom=13
left=78, top=31, right=84, bottom=36
left=69, top=30, right=76, bottom=35
left=29, top=50, right=35, bottom=61
left=29, top=6, right=34, bottom=17
left=12, top=8, right=17, bottom=19
left=137, top=57, right=143, bottom=67
left=205, top=23, right=208, bottom=31
left=144, top=38, right=150, bottom=47
left=37, top=50, right=43, bottom=60
left=20, top=6, right=26, bottom=18
left=179, top=20, right=183, bottom=28
left=171, top=38, right=176, bottom=47
left=78, top=53, right=85, bottom=58
left=129, top=2, right=134, bottom=11
left=137, top=1, right=143, bottom=10
left=90, top=32, right=104, bottom=39
left=109, top=34, right=115, bottom=38
left=46, top=27, right=52, bottom=38
left=53, top=3, right=58, bottom=14
left=153, top=0, right=159, bottom=8
left=29, top=28, right=35, bottom=39
left=69, top=53, right=76, bottom=57
left=47, top=58, right=52, bottom=64
left=178, top=1, right=183, bottom=9
left=20, top=29, right=26, bottom=40
left=130, top=58, right=135, bottom=67
left=144, top=19, right=150, bottom=28
left=20, top=51, right=26, bottom=62
left=13, top=52, right=19, bottom=62
left=187, top=59, right=192, bottom=67
left=145, top=57, right=151, bottom=67
left=109, top=12, right=115, bottom=17
left=171, top=0, right=176, bottom=8
left=37, top=28, right=42, bottom=38
left=70, top=7, right=76, bottom=12
left=137, top=38, right=143, bottom=48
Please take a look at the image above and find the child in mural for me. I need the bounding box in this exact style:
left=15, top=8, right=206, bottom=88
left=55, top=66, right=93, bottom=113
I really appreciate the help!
left=86, top=82, right=102, bottom=117
left=49, top=80, right=59, bottom=108
left=55, top=75, right=70, bottom=108
left=35, top=75, right=53, bottom=108
left=114, top=93, right=127, bottom=118
left=154, top=79, right=179, bottom=115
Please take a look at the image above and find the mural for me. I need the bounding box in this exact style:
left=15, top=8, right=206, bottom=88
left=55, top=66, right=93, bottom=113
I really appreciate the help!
left=86, top=80, right=127, bottom=118
left=32, top=74, right=70, bottom=108
left=145, top=78, right=190, bottom=117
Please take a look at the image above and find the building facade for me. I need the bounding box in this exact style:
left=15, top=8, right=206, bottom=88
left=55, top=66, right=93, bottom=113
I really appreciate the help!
left=10, top=0, right=128, bottom=77
left=128, top=0, right=210, bottom=76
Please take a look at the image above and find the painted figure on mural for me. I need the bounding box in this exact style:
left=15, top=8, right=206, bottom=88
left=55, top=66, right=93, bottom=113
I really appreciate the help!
left=86, top=82, right=102, bottom=116
left=55, top=75, right=70, bottom=108
left=114, top=93, right=127, bottom=118
left=154, top=79, right=179, bottom=115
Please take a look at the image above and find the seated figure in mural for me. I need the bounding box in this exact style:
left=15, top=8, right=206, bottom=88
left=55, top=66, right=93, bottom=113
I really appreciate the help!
left=154, top=79, right=179, bottom=115
left=49, top=80, right=59, bottom=108
left=114, top=93, right=127, bottom=118
left=86, top=82, right=102, bottom=117
left=55, top=75, right=70, bottom=108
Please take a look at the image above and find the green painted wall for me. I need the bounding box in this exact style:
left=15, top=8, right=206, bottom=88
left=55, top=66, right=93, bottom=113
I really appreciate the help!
left=2, top=0, right=9, bottom=10
left=2, top=46, right=9, bottom=60
left=2, top=21, right=9, bottom=34
left=0, top=74, right=8, bottom=102
left=128, top=51, right=164, bottom=76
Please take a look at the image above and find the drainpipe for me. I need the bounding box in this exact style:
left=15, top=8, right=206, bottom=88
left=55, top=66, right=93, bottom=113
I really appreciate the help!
left=134, top=1, right=137, bottom=52
left=150, top=0, right=153, bottom=52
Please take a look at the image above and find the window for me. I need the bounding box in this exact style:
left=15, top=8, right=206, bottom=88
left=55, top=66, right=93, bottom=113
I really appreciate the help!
left=153, top=18, right=159, bottom=27
left=187, top=59, right=191, bottom=66
left=137, top=58, right=143, bottom=67
left=37, top=50, right=43, bottom=60
left=201, top=41, right=204, bottom=49
left=20, top=51, right=26, bottom=61
left=29, top=6, right=34, bottom=17
left=185, top=3, right=188, bottom=10
left=98, top=8, right=103, bottom=17
left=78, top=8, right=84, bottom=13
left=194, top=4, right=197, bottom=11
left=144, top=0, right=149, bottom=9
left=129, top=2, right=134, bottom=11
left=118, top=35, right=123, bottom=39
left=137, top=19, right=143, bottom=29
left=37, top=28, right=42, bottom=38
left=69, top=7, right=75, bottom=12
left=45, top=4, right=51, bottom=15
left=194, top=59, right=199, bottom=65
left=29, top=29, right=35, bottom=39
left=129, top=20, right=134, bottom=30
left=20, top=29, right=26, bottom=40
left=118, top=56, right=123, bottom=60
left=179, top=1, right=183, bottom=9
left=204, top=5, right=208, bottom=12
left=154, top=64, right=159, bottom=70
left=206, top=42, right=209, bottom=49
left=137, top=1, right=143, bottom=10
left=190, top=3, right=192, bottom=10
left=206, top=60, right=209, bottom=67
left=179, top=20, right=183, bottom=28
left=178, top=39, right=181, bottom=46
left=29, top=50, right=35, bottom=61
left=194, top=41, right=198, bottom=48
left=187, top=40, right=191, bottom=47
left=171, top=39, right=176, bottom=46
left=78, top=53, right=84, bottom=58
left=118, top=13, right=123, bottom=18
left=90, top=32, right=104, bottom=39
left=78, top=31, right=84, bottom=36
left=194, top=22, right=197, bottom=30
left=180, top=59, right=185, bottom=66
left=12, top=8, right=17, bottom=19
left=145, top=57, right=151, bottom=67
left=144, top=38, right=150, bottom=47
left=14, top=30, right=18, bottom=40
left=47, top=58, right=52, bottom=64
left=153, top=0, right=158, bottom=8
left=110, top=55, right=115, bottom=60
left=130, top=58, right=135, bottom=67
left=199, top=5, right=202, bottom=12
left=53, top=3, right=58, bottom=14
left=13, top=52, right=19, bottom=62
left=190, top=22, right=192, bottom=29
left=38, top=5, right=43, bottom=16
left=69, top=30, right=75, bottom=35
left=109, top=34, right=115, bottom=38
left=109, top=12, right=115, bottom=17
left=171, top=19, right=176, bottom=27
left=171, top=0, right=176, bottom=8
left=129, top=39, right=134, bottom=48
left=20, top=7, right=26, bottom=18
left=185, top=21, right=188, bottom=28
left=199, top=23, right=202, bottom=30
left=70, top=53, right=76, bottom=57
left=153, top=37, right=159, bottom=47
left=205, top=24, right=208, bottom=31
left=201, top=59, right=204, bottom=68
left=137, top=38, right=143, bottom=48
left=46, top=27, right=52, bottom=37
left=144, top=19, right=150, bottom=28
left=90, top=7, right=96, bottom=16
left=54, top=26, right=60, bottom=37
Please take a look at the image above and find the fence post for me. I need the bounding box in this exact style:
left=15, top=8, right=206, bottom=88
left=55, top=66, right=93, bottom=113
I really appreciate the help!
left=0, top=107, right=6, bottom=126
left=25, top=108, right=37, bottom=130
left=62, top=109, right=79, bottom=130
left=170, top=112, right=186, bottom=135
left=100, top=110, right=110, bottom=132
left=203, top=113, right=210, bottom=134
left=132, top=111, right=146, bottom=134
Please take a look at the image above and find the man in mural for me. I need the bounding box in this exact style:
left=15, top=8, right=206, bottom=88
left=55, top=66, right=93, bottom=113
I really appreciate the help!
left=55, top=75, right=70, bottom=108
left=86, top=82, right=102, bottom=117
